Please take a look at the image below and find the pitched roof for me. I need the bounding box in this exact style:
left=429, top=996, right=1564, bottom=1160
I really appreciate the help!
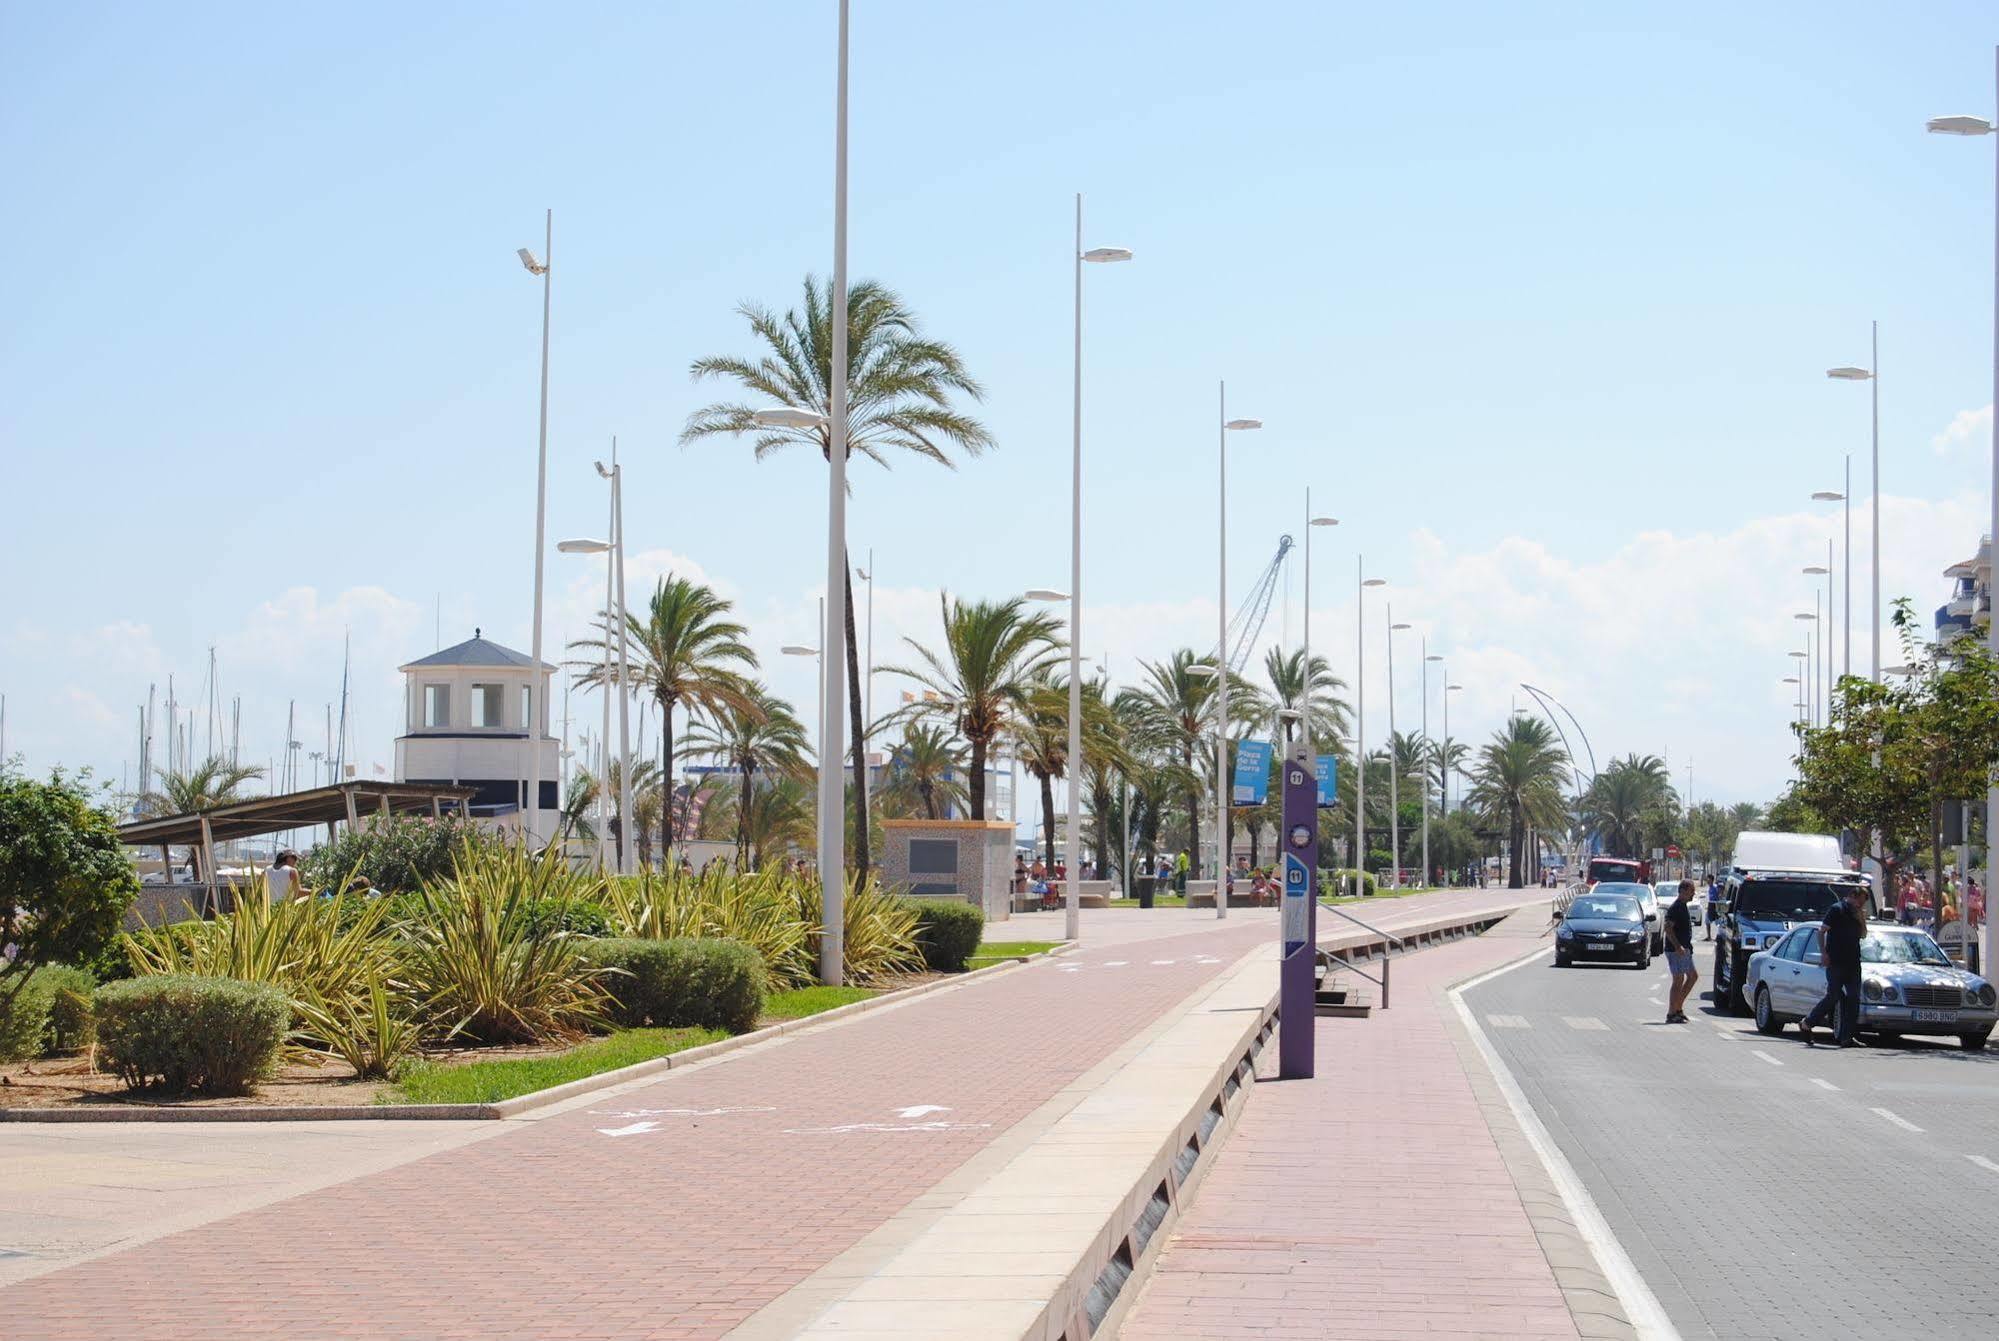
left=399, top=630, right=555, bottom=672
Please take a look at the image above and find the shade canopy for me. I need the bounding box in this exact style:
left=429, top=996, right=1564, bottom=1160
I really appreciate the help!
left=119, top=781, right=478, bottom=849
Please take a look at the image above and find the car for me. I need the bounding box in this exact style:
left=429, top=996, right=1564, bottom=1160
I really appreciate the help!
left=1712, top=838, right=1875, bottom=1015
left=1745, top=922, right=1997, bottom=1049
left=1555, top=891, right=1651, bottom=968
left=1654, top=880, right=1702, bottom=928
left=1594, top=880, right=1662, bottom=953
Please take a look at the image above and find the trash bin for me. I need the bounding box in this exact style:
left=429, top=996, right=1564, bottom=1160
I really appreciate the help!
left=1135, top=875, right=1156, bottom=910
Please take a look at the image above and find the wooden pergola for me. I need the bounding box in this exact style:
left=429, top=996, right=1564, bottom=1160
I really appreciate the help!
left=120, top=781, right=478, bottom=901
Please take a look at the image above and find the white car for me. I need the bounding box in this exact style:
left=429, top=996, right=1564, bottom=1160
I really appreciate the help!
left=1594, top=881, right=1662, bottom=953
left=1745, top=922, right=1997, bottom=1049
left=1653, top=881, right=1703, bottom=928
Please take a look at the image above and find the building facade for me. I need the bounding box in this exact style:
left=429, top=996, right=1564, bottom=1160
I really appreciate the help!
left=1937, top=536, right=1992, bottom=647
left=393, top=630, right=558, bottom=841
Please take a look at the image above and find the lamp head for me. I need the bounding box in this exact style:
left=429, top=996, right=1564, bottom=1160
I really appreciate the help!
left=1309, top=516, right=1339, bottom=527
left=1826, top=366, right=1873, bottom=381
left=751, top=407, right=828, bottom=429
left=517, top=247, right=546, bottom=275
left=557, top=538, right=611, bottom=555
left=1927, top=114, right=1995, bottom=136
left=1081, top=246, right=1133, bottom=263
left=1223, top=418, right=1262, bottom=431
left=1425, top=654, right=1443, bottom=662
left=781, top=645, right=819, bottom=658
left=1811, top=490, right=1846, bottom=501
left=1023, top=588, right=1070, bottom=602
left=1803, top=565, right=1829, bottom=575
left=1794, top=612, right=1815, bottom=621
left=1446, top=683, right=1462, bottom=692
left=1391, top=622, right=1412, bottom=631
left=1362, top=578, right=1387, bottom=588
left=1187, top=664, right=1220, bottom=680
left=593, top=460, right=613, bottom=479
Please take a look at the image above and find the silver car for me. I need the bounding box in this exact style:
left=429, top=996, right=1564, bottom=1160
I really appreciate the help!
left=1746, top=922, right=1997, bottom=1049
left=1654, top=880, right=1702, bottom=927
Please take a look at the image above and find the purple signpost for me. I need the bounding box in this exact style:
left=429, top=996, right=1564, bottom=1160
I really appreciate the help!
left=1278, top=737, right=1318, bottom=1079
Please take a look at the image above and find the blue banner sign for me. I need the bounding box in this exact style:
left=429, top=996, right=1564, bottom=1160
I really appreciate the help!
left=1231, top=739, right=1273, bottom=805
left=1314, top=755, right=1338, bottom=807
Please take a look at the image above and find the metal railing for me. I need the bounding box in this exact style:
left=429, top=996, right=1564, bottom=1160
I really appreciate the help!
left=1316, top=899, right=1406, bottom=1009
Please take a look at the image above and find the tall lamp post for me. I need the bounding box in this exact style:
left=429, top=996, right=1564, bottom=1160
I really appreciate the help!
left=1827, top=338, right=1881, bottom=685
left=1058, top=197, right=1132, bottom=942
left=1423, top=646, right=1442, bottom=888
left=1794, top=613, right=1818, bottom=727
left=518, top=211, right=553, bottom=848
left=1813, top=476, right=1851, bottom=684
left=1806, top=559, right=1832, bottom=715
left=1926, top=89, right=1999, bottom=976
left=597, top=452, right=632, bottom=874
left=558, top=535, right=615, bottom=869
left=1386, top=613, right=1410, bottom=887
left=1216, top=389, right=1262, bottom=916
left=782, top=597, right=826, bottom=751
left=1442, top=682, right=1462, bottom=816
left=1355, top=566, right=1386, bottom=887
left=1302, top=504, right=1338, bottom=853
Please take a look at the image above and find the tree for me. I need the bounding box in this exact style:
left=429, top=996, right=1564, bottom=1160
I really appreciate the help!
left=0, top=771, right=139, bottom=1012
left=710, top=773, right=816, bottom=871
left=1010, top=670, right=1125, bottom=871
left=884, top=594, right=1062, bottom=820
left=1426, top=736, right=1471, bottom=815
left=1126, top=652, right=1260, bottom=876
left=683, top=276, right=994, bottom=885
left=1466, top=716, right=1571, bottom=888
left=683, top=682, right=811, bottom=870
left=876, top=721, right=969, bottom=821
left=302, top=813, right=497, bottom=895
left=1262, top=647, right=1350, bottom=746
left=143, top=754, right=264, bottom=881
left=573, top=576, right=757, bottom=866
left=1793, top=600, right=1999, bottom=884
left=1578, top=754, right=1678, bottom=856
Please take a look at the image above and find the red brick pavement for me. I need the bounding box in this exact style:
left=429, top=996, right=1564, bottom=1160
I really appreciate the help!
left=7, top=891, right=1534, bottom=1341
left=1119, top=928, right=1579, bottom=1341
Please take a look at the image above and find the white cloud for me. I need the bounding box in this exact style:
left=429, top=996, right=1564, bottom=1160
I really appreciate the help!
left=1933, top=404, right=1992, bottom=456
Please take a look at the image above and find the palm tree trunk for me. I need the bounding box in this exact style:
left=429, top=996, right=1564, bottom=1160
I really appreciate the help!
left=738, top=761, right=754, bottom=870
left=921, top=780, right=938, bottom=820
left=843, top=559, right=870, bottom=885
left=1040, top=772, right=1057, bottom=871
left=969, top=733, right=988, bottom=819
left=659, top=696, right=676, bottom=862
left=1181, top=740, right=1199, bottom=876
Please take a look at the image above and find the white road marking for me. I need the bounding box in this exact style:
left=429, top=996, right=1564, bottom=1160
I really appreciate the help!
left=1151, top=959, right=1177, bottom=965
left=1103, top=960, right=1128, bottom=967
left=1647, top=994, right=1662, bottom=1005
left=1870, top=1106, right=1924, bottom=1133
left=1809, top=1078, right=1839, bottom=1091
left=1750, top=1050, right=1784, bottom=1067
left=597, top=1121, right=662, bottom=1138
left=784, top=1120, right=993, bottom=1135
left=892, top=1105, right=949, bottom=1118
left=1967, top=1155, right=1999, bottom=1175
left=1563, top=1016, right=1610, bottom=1031
left=588, top=1105, right=774, bottom=1118
left=1486, top=1013, right=1531, bottom=1029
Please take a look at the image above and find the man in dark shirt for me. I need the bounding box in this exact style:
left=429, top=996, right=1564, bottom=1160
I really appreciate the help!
left=1802, top=885, right=1868, bottom=1047
left=1663, top=880, right=1698, bottom=1023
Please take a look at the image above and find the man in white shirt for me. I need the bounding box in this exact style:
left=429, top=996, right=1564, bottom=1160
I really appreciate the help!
left=265, top=850, right=302, bottom=902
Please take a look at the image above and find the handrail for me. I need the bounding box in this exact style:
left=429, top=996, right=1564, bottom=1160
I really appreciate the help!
left=1318, top=944, right=1391, bottom=1009
left=1317, top=899, right=1410, bottom=949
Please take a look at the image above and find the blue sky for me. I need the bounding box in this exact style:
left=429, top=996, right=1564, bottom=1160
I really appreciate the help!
left=2, top=1, right=1994, bottom=811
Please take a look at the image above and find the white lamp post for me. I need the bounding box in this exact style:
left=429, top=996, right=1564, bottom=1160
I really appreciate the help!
left=1827, top=348, right=1881, bottom=685
left=1443, top=682, right=1462, bottom=816
left=1386, top=613, right=1410, bottom=888
left=1794, top=612, right=1818, bottom=727
left=596, top=453, right=633, bottom=874
left=1302, top=506, right=1338, bottom=883
left=1786, top=654, right=1807, bottom=726
left=856, top=553, right=875, bottom=755
left=1926, top=89, right=1999, bottom=975
left=782, top=596, right=826, bottom=752
left=1355, top=567, right=1386, bottom=888
left=1813, top=479, right=1851, bottom=685
left=1805, top=563, right=1831, bottom=717
left=518, top=212, right=553, bottom=848
left=1023, top=586, right=1087, bottom=940
left=1216, top=391, right=1261, bottom=916
left=557, top=537, right=613, bottom=869
left=1424, top=647, right=1442, bottom=888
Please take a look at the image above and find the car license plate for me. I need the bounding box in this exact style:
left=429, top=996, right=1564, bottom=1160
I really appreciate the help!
left=1582, top=944, right=1613, bottom=953
left=1914, top=1009, right=1958, bottom=1024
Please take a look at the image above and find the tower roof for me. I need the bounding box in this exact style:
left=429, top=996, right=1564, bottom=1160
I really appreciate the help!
left=399, top=629, right=555, bottom=673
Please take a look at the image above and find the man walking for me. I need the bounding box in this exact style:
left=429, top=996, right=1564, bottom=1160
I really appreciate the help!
left=1802, top=883, right=1869, bottom=1047
left=1663, top=878, right=1698, bottom=1023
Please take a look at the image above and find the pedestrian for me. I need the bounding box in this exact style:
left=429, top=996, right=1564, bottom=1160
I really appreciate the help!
left=1802, top=883, right=1869, bottom=1047
left=1013, top=853, right=1027, bottom=894
left=264, top=849, right=302, bottom=902
left=1030, top=856, right=1047, bottom=883
left=1174, top=849, right=1190, bottom=893
left=1662, top=879, right=1698, bottom=1023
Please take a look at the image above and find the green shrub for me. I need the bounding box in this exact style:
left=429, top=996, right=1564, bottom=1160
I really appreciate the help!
left=578, top=937, right=766, bottom=1033
left=94, top=975, right=290, bottom=1095
left=301, top=815, right=500, bottom=896
left=1326, top=868, right=1376, bottom=898
left=37, top=965, right=96, bottom=1054
left=521, top=896, right=612, bottom=940
left=904, top=899, right=984, bottom=972
left=0, top=974, right=56, bottom=1062
left=0, top=770, right=140, bottom=1012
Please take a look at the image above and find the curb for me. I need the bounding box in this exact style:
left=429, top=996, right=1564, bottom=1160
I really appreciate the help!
left=0, top=945, right=1072, bottom=1125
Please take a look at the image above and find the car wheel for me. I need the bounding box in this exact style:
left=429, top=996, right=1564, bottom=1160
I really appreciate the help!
left=1724, top=954, right=1748, bottom=1015
left=1653, top=933, right=1665, bottom=955
left=1712, top=946, right=1728, bottom=1007
left=1555, top=952, right=1569, bottom=967
left=1754, top=986, right=1783, bottom=1035
left=1963, top=1028, right=1992, bottom=1052
left=1634, top=948, right=1650, bottom=970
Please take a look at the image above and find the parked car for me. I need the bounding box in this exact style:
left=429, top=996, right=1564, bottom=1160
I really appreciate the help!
left=1745, top=923, right=1996, bottom=1049
left=1654, top=880, right=1702, bottom=928
left=1594, top=880, right=1662, bottom=953
left=1712, top=833, right=1874, bottom=1014
left=1555, top=891, right=1651, bottom=968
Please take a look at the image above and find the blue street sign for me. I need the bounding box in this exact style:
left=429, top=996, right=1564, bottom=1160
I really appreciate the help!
left=1279, top=739, right=1318, bottom=1080
left=1232, top=739, right=1273, bottom=805
left=1314, top=755, right=1338, bottom=807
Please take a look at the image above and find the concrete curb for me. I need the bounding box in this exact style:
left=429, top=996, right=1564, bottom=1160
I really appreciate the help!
left=0, top=945, right=1075, bottom=1125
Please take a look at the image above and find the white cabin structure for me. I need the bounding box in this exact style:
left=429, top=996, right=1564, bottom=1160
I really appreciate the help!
left=394, top=630, right=558, bottom=841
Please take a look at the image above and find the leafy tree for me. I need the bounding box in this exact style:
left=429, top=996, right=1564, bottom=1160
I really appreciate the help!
left=1578, top=754, right=1678, bottom=856
left=1466, top=716, right=1570, bottom=888
left=301, top=814, right=497, bottom=895
left=683, top=276, right=994, bottom=885
left=683, top=681, right=811, bottom=869
left=573, top=576, right=757, bottom=866
left=143, top=754, right=264, bottom=881
left=1010, top=670, right=1125, bottom=871
left=1262, top=647, right=1350, bottom=746
left=0, top=771, right=139, bottom=1012
left=876, top=721, right=969, bottom=821
left=884, top=594, right=1062, bottom=820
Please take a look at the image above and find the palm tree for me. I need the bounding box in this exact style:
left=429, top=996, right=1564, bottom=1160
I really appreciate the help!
left=1465, top=716, right=1571, bottom=888
left=1010, top=670, right=1125, bottom=871
left=883, top=594, right=1062, bottom=819
left=1579, top=754, right=1677, bottom=856
left=562, top=757, right=660, bottom=864
left=710, top=773, right=816, bottom=871
left=1128, top=652, right=1220, bottom=874
left=572, top=575, right=756, bottom=864
left=1262, top=647, right=1350, bottom=746
left=144, top=755, right=264, bottom=882
left=683, top=276, right=994, bottom=883
left=1426, top=737, right=1471, bottom=814
left=683, top=682, right=811, bottom=870
left=876, top=721, right=969, bottom=821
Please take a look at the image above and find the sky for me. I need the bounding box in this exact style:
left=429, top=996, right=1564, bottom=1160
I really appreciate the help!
left=2, top=1, right=1995, bottom=818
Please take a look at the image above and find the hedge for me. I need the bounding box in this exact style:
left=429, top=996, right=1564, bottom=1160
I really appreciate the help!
left=1326, top=868, right=1377, bottom=899
left=0, top=973, right=55, bottom=1062
left=904, top=899, right=984, bottom=973
left=37, top=965, right=97, bottom=1055
left=578, top=938, right=766, bottom=1034
left=94, top=975, right=290, bottom=1095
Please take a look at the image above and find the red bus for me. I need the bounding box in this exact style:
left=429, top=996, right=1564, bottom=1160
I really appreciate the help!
left=1586, top=855, right=1651, bottom=886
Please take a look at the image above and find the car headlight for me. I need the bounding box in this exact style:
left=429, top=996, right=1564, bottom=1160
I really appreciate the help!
left=1980, top=985, right=1996, bottom=1008
left=1880, top=984, right=1899, bottom=1003
left=1557, top=925, right=1574, bottom=939
left=1863, top=980, right=1883, bottom=1002
left=1628, top=928, right=1645, bottom=942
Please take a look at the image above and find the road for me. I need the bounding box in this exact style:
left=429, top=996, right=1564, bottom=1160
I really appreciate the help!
left=1464, top=939, right=1999, bottom=1340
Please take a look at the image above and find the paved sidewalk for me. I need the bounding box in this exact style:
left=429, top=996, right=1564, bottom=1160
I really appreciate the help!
left=3, top=889, right=1538, bottom=1341
left=1118, top=916, right=1585, bottom=1341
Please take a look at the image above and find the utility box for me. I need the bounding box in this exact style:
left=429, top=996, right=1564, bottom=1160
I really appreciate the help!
left=880, top=819, right=1015, bottom=921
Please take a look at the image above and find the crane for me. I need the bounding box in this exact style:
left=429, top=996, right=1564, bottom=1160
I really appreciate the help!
left=1211, top=535, right=1294, bottom=678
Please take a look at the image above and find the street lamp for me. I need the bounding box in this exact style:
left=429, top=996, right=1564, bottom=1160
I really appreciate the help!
left=519, top=210, right=553, bottom=850
left=1926, top=77, right=1997, bottom=977
left=1827, top=352, right=1881, bottom=685
left=782, top=598, right=826, bottom=754
left=594, top=455, right=634, bottom=874
left=558, top=536, right=614, bottom=871
left=1386, top=615, right=1411, bottom=888
left=1794, top=612, right=1818, bottom=726
left=1786, top=653, right=1807, bottom=726
left=856, top=553, right=875, bottom=763
left=1355, top=569, right=1387, bottom=886
left=1442, top=682, right=1462, bottom=817
left=1813, top=478, right=1851, bottom=684
left=1025, top=587, right=1085, bottom=939
left=752, top=395, right=845, bottom=983
left=1215, top=391, right=1261, bottom=918
left=1423, top=648, right=1442, bottom=888
left=1806, top=562, right=1832, bottom=720
left=1301, top=506, right=1338, bottom=761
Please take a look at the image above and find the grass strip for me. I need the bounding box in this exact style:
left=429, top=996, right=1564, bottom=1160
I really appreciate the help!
left=762, top=985, right=878, bottom=1020
left=386, top=1025, right=729, bottom=1105
left=969, top=939, right=1062, bottom=964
